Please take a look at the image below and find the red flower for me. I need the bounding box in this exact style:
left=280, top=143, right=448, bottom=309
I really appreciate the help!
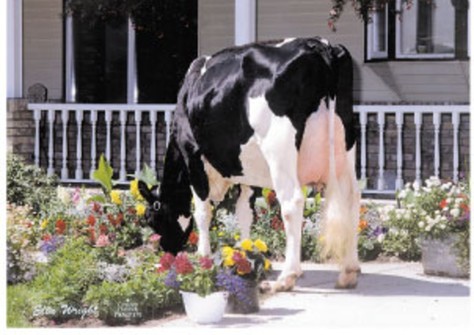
left=158, top=253, right=175, bottom=273
left=55, top=219, right=66, bottom=235
left=87, top=215, right=96, bottom=226
left=439, top=199, right=448, bottom=209
left=271, top=216, right=284, bottom=231
left=108, top=213, right=124, bottom=227
left=188, top=231, right=199, bottom=245
left=266, top=190, right=277, bottom=206
left=174, top=252, right=194, bottom=275
left=232, top=252, right=252, bottom=275
left=92, top=202, right=102, bottom=214
left=199, top=256, right=213, bottom=270
left=42, top=234, right=52, bottom=242
left=88, top=228, right=96, bottom=244
left=99, top=224, right=108, bottom=234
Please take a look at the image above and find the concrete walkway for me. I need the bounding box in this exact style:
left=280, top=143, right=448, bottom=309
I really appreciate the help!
left=155, top=261, right=471, bottom=329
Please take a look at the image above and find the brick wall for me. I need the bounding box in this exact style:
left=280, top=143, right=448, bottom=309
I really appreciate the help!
left=7, top=99, right=36, bottom=164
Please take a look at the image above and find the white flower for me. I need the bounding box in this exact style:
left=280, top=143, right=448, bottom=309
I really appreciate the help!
left=377, top=234, right=385, bottom=243
left=450, top=208, right=460, bottom=218
left=398, top=190, right=407, bottom=199
left=418, top=221, right=425, bottom=228
left=440, top=224, right=446, bottom=230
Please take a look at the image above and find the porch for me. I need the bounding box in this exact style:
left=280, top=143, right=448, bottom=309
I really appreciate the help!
left=26, top=102, right=470, bottom=195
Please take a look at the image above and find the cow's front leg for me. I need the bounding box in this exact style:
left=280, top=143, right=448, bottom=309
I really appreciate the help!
left=192, top=191, right=212, bottom=256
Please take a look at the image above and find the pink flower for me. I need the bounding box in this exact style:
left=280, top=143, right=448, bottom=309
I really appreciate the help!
left=149, top=234, right=161, bottom=243
left=174, top=252, right=194, bottom=275
left=157, top=253, right=175, bottom=273
left=95, top=234, right=110, bottom=247
left=199, top=256, right=213, bottom=270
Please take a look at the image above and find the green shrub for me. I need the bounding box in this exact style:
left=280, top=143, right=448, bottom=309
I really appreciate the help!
left=30, top=237, right=100, bottom=322
left=7, top=284, right=39, bottom=328
left=84, top=252, right=180, bottom=325
left=7, top=154, right=59, bottom=212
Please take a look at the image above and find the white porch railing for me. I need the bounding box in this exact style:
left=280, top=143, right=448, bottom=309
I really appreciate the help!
left=29, top=103, right=469, bottom=194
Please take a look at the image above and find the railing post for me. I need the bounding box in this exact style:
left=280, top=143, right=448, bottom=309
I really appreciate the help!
left=395, top=111, right=404, bottom=190
left=377, top=111, right=385, bottom=191
left=414, top=112, right=423, bottom=187
left=47, top=109, right=55, bottom=176
left=359, top=111, right=368, bottom=189
left=452, top=112, right=460, bottom=182
left=150, top=110, right=157, bottom=172
left=433, top=112, right=441, bottom=179
left=105, top=110, right=112, bottom=162
left=75, top=109, right=84, bottom=180
left=61, top=109, right=69, bottom=179
left=135, top=110, right=142, bottom=177
left=119, top=110, right=127, bottom=181
left=33, top=109, right=41, bottom=168
left=90, top=110, right=98, bottom=178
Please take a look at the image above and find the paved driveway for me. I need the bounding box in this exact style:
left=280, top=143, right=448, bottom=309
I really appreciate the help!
left=155, top=262, right=470, bottom=329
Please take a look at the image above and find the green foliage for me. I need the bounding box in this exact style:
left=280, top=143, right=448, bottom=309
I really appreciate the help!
left=137, top=163, right=159, bottom=187
left=7, top=284, right=39, bottom=327
left=7, top=154, right=59, bottom=212
left=92, top=154, right=114, bottom=194
left=30, top=238, right=100, bottom=321
left=84, top=253, right=180, bottom=325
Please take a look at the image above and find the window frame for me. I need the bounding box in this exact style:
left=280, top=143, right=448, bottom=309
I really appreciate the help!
left=365, top=0, right=468, bottom=62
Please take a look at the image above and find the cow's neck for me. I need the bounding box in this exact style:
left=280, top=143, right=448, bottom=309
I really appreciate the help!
left=160, top=137, right=193, bottom=217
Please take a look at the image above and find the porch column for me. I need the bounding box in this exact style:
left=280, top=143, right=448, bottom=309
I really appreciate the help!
left=127, top=17, right=138, bottom=103
left=7, top=0, right=23, bottom=98
left=65, top=15, right=76, bottom=102
left=235, top=0, right=256, bottom=46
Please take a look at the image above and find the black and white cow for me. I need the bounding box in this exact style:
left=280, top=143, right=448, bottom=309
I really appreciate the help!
left=139, top=37, right=360, bottom=291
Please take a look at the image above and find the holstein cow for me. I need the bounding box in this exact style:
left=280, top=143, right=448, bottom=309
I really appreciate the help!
left=138, top=37, right=360, bottom=291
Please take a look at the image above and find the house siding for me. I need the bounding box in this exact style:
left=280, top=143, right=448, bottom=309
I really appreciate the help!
left=198, top=0, right=235, bottom=56
left=23, top=0, right=63, bottom=101
left=256, top=0, right=469, bottom=104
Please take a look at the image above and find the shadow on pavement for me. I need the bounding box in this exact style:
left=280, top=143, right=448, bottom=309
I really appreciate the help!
left=287, top=269, right=470, bottom=297
left=211, top=307, right=306, bottom=328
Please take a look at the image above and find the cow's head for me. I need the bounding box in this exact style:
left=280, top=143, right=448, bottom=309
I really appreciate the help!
left=138, top=181, right=193, bottom=255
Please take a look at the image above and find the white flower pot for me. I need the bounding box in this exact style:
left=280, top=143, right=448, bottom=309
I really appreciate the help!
left=420, top=234, right=469, bottom=278
left=180, top=291, right=228, bottom=324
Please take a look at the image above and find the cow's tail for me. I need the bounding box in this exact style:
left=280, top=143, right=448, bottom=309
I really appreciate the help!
left=320, top=98, right=357, bottom=263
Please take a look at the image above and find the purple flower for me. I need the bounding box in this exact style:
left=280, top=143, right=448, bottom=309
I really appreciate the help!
left=164, top=269, right=180, bottom=289
left=216, top=269, right=255, bottom=306
left=39, top=235, right=65, bottom=255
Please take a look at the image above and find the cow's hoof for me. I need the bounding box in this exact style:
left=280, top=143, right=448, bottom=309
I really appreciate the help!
left=272, top=273, right=299, bottom=292
left=335, top=266, right=359, bottom=289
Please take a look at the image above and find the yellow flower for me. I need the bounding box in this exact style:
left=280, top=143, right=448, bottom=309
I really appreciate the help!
left=221, top=246, right=234, bottom=257
left=136, top=203, right=146, bottom=216
left=240, top=239, right=253, bottom=251
left=264, top=258, right=271, bottom=271
left=234, top=234, right=240, bottom=241
left=110, top=190, right=122, bottom=205
left=254, top=239, right=268, bottom=253
left=218, top=231, right=224, bottom=237
left=224, top=255, right=235, bottom=267
left=40, top=219, right=49, bottom=230
left=130, top=179, right=144, bottom=201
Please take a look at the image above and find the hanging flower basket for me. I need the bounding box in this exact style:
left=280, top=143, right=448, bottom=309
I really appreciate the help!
left=180, top=291, right=228, bottom=324
left=420, top=234, right=469, bottom=278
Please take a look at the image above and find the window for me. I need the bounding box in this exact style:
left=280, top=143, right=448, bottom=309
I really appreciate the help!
left=65, top=0, right=197, bottom=103
left=366, top=0, right=469, bottom=61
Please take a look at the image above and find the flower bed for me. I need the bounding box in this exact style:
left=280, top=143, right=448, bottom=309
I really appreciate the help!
left=6, top=154, right=469, bottom=326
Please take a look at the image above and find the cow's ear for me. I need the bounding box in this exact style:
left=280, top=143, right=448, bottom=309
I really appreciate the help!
left=138, top=180, right=156, bottom=204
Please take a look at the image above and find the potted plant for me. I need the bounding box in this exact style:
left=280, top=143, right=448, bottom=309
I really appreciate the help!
left=216, top=239, right=272, bottom=314
left=388, top=177, right=470, bottom=277
left=159, top=252, right=228, bottom=324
